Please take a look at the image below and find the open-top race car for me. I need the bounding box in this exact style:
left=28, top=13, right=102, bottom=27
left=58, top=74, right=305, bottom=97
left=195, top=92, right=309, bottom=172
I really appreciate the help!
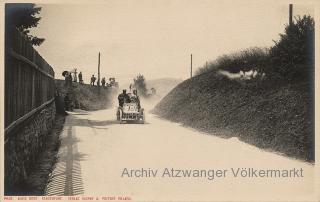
left=116, top=93, right=145, bottom=124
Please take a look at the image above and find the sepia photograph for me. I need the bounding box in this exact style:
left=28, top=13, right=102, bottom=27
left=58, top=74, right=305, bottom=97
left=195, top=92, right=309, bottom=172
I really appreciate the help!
left=0, top=0, right=318, bottom=201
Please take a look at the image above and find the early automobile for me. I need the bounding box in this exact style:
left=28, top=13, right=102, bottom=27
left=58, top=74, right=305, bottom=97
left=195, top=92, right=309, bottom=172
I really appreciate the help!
left=116, top=93, right=145, bottom=123
left=107, top=77, right=119, bottom=88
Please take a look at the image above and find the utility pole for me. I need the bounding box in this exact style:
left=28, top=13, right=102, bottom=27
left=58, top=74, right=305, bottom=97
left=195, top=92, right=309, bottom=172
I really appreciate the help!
left=189, top=54, right=192, bottom=104
left=97, top=52, right=101, bottom=86
left=190, top=54, right=193, bottom=78
left=289, top=4, right=293, bottom=26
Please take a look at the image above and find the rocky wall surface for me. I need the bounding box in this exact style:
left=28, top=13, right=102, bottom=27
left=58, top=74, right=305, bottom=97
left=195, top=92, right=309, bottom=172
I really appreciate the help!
left=5, top=102, right=56, bottom=195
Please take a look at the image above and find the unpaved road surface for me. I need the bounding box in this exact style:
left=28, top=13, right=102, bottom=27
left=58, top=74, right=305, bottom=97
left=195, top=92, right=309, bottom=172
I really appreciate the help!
left=45, top=105, right=315, bottom=201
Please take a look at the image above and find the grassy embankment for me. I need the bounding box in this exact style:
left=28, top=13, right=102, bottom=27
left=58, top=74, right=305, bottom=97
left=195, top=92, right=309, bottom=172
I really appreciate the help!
left=153, top=71, right=314, bottom=162
left=55, top=79, right=118, bottom=111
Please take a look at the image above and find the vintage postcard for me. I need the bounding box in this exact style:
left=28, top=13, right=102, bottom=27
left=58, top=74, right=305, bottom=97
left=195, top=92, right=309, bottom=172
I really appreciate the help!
left=0, top=0, right=319, bottom=201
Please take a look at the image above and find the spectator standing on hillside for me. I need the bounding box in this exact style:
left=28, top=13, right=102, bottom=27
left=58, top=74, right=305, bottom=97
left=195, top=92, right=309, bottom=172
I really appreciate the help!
left=78, top=72, right=83, bottom=84
left=101, top=77, right=106, bottom=87
left=68, top=72, right=73, bottom=86
left=64, top=72, right=69, bottom=85
left=90, top=75, right=96, bottom=86
left=73, top=72, right=77, bottom=82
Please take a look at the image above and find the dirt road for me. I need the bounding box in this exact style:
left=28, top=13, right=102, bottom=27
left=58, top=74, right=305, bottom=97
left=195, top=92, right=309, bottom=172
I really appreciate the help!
left=45, top=105, right=315, bottom=201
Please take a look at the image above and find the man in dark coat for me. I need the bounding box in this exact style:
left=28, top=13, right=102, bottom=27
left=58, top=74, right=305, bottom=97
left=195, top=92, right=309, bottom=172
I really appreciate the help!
left=68, top=73, right=73, bottom=86
left=101, top=77, right=106, bottom=87
left=64, top=93, right=73, bottom=111
left=78, top=72, right=83, bottom=84
left=90, top=75, right=96, bottom=85
left=118, top=89, right=130, bottom=107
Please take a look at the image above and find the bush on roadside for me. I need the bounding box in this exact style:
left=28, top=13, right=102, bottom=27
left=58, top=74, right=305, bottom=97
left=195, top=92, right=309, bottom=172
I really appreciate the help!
left=266, top=15, right=315, bottom=82
left=196, top=47, right=269, bottom=78
left=196, top=15, right=314, bottom=84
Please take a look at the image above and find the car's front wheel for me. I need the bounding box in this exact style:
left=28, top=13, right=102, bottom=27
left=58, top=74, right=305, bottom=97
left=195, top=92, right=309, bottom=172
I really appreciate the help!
left=140, top=109, right=145, bottom=124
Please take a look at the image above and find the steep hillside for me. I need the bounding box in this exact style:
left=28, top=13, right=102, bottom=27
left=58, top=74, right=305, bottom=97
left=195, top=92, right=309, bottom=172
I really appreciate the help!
left=55, top=79, right=118, bottom=111
left=153, top=71, right=314, bottom=161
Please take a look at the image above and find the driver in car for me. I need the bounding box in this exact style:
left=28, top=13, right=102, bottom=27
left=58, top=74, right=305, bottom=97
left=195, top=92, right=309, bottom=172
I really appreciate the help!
left=118, top=89, right=130, bottom=107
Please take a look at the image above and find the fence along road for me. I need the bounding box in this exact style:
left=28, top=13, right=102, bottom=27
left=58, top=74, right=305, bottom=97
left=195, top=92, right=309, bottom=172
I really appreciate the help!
left=5, top=28, right=55, bottom=142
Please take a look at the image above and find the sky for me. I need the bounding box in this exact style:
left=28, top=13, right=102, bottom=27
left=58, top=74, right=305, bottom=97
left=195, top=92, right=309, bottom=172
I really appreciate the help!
left=30, top=0, right=314, bottom=84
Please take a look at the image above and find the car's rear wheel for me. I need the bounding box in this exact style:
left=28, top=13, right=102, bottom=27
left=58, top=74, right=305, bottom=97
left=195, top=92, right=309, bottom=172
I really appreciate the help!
left=116, top=108, right=120, bottom=121
left=119, top=109, right=123, bottom=124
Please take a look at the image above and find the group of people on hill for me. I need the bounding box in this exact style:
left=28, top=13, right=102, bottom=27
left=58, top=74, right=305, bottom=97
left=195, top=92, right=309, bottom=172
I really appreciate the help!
left=89, top=75, right=107, bottom=86
left=64, top=71, right=83, bottom=86
left=64, top=70, right=109, bottom=87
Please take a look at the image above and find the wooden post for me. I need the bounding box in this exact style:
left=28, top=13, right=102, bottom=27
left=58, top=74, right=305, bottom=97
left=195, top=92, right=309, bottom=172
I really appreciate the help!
left=189, top=54, right=193, bottom=103
left=190, top=54, right=193, bottom=78
left=289, top=4, right=293, bottom=26
left=32, top=50, right=36, bottom=109
left=97, top=52, right=101, bottom=86
left=31, top=69, right=35, bottom=109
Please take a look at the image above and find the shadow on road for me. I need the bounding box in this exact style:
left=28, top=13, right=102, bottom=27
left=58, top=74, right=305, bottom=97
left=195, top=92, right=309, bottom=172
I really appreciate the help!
left=65, top=114, right=150, bottom=127
left=45, top=125, right=85, bottom=196
left=64, top=116, right=119, bottom=128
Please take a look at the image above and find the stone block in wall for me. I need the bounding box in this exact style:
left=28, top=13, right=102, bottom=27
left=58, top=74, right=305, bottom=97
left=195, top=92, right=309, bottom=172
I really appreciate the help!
left=5, top=102, right=56, bottom=195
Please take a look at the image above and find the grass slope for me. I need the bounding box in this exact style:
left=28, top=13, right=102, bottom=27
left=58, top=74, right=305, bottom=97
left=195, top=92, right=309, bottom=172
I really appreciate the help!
left=153, top=71, right=314, bottom=161
left=55, top=79, right=117, bottom=111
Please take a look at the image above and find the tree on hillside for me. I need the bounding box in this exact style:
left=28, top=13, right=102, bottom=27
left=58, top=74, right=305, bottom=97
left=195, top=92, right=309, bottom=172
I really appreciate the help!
left=267, top=15, right=315, bottom=82
left=133, top=74, right=148, bottom=97
left=192, top=15, right=314, bottom=84
left=5, top=3, right=45, bottom=46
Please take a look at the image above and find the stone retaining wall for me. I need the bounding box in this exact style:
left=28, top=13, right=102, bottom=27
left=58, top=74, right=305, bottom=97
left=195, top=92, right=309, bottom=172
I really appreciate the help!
left=5, top=102, right=56, bottom=195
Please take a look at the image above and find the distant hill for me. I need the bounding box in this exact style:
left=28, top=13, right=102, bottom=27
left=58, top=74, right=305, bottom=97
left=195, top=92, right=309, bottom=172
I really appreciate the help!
left=146, top=78, right=182, bottom=99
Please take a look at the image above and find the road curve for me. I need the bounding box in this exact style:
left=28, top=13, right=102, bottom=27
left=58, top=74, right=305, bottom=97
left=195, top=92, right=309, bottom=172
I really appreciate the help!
left=45, top=106, right=315, bottom=201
